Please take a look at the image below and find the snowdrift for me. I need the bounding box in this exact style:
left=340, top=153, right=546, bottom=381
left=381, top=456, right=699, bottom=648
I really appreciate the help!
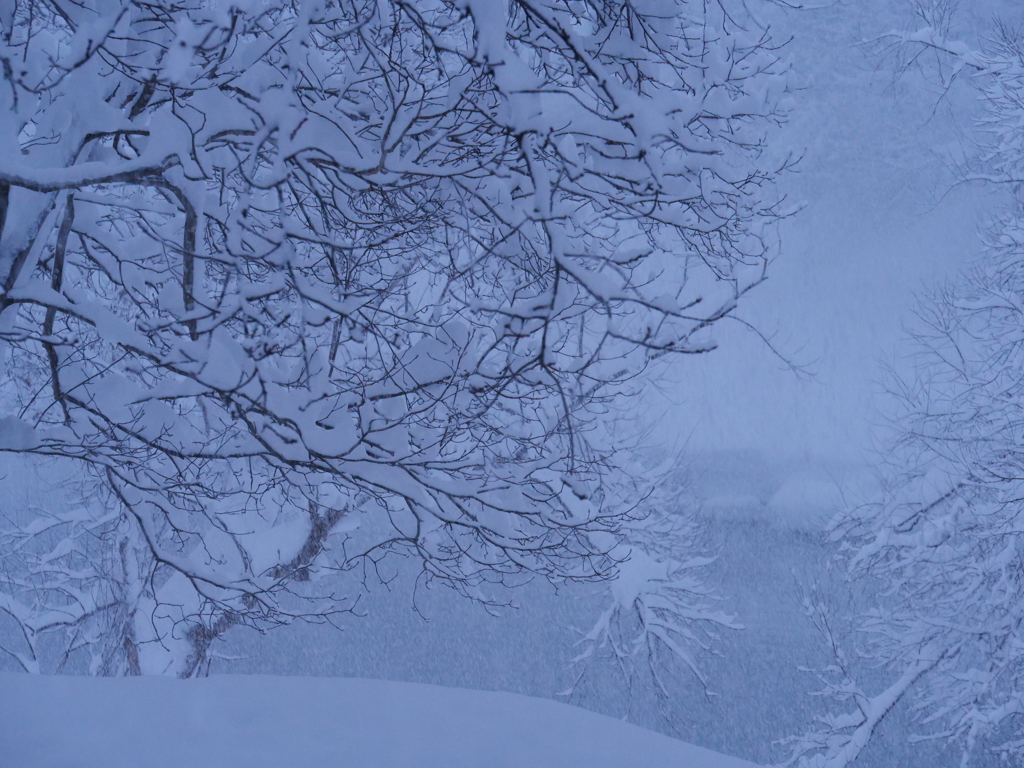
left=0, top=673, right=761, bottom=768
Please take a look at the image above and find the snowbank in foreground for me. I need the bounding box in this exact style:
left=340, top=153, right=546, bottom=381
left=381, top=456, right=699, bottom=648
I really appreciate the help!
left=0, top=673, right=761, bottom=768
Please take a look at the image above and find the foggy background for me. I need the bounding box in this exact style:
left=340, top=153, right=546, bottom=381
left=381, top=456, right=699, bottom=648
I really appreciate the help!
left=3, top=2, right=1020, bottom=766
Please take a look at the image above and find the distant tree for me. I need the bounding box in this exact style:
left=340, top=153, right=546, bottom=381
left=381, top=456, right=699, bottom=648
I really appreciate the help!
left=0, top=0, right=792, bottom=677
left=786, top=7, right=1024, bottom=765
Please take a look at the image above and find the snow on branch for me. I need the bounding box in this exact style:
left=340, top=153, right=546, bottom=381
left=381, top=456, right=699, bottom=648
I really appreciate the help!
left=0, top=0, right=792, bottom=676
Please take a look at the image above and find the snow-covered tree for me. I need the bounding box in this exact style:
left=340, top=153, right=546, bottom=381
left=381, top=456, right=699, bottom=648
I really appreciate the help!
left=786, top=9, right=1024, bottom=766
left=562, top=460, right=737, bottom=718
left=0, top=0, right=792, bottom=677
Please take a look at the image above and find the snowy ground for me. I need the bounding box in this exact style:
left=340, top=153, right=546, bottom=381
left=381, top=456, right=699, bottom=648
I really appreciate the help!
left=0, top=673, right=762, bottom=768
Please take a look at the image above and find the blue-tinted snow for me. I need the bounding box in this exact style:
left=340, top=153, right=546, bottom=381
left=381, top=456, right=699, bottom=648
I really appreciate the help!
left=0, top=672, right=760, bottom=768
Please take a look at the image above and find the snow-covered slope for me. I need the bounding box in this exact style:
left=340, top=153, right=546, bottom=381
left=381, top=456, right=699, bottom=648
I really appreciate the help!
left=0, top=673, right=761, bottom=768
